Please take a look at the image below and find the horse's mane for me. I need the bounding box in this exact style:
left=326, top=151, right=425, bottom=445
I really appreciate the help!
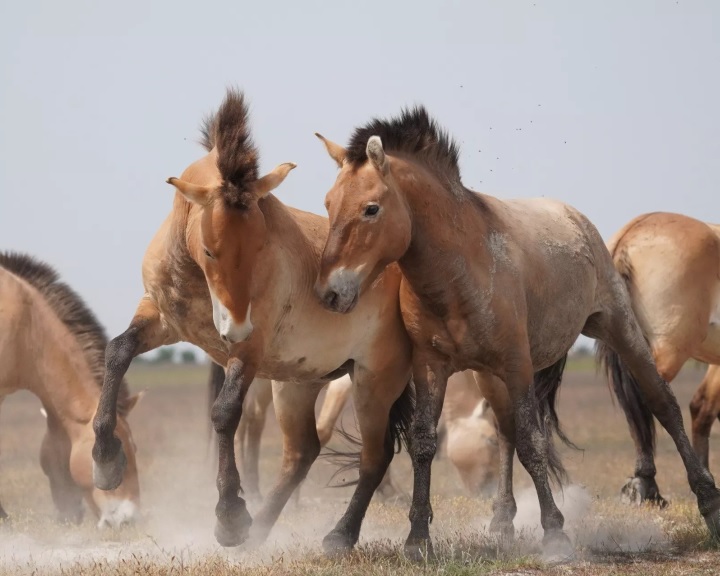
left=0, top=252, right=132, bottom=416
left=198, top=88, right=260, bottom=209
left=346, top=106, right=462, bottom=185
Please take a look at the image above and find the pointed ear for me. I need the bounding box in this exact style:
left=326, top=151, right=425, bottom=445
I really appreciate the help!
left=366, top=135, right=388, bottom=174
left=254, top=162, right=297, bottom=199
left=166, top=177, right=213, bottom=206
left=125, top=391, right=146, bottom=414
left=315, top=133, right=347, bottom=168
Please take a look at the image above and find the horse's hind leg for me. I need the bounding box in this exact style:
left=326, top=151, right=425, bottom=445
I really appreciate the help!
left=93, top=298, right=174, bottom=491
left=473, top=371, right=517, bottom=539
left=249, top=379, right=324, bottom=543
left=690, top=364, right=720, bottom=470
left=594, top=310, right=720, bottom=536
left=324, top=364, right=412, bottom=556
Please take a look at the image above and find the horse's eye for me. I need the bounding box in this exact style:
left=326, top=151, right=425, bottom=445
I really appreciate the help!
left=203, top=248, right=214, bottom=259
left=364, top=204, right=380, bottom=217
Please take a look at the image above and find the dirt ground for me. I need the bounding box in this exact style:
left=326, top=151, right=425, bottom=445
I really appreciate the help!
left=0, top=362, right=718, bottom=575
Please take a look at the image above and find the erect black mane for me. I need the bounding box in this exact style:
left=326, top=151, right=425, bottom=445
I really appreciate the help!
left=346, top=106, right=462, bottom=184
left=198, top=87, right=260, bottom=209
left=0, top=252, right=132, bottom=415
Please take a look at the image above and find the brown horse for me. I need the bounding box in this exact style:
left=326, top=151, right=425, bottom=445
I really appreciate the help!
left=313, top=108, right=720, bottom=559
left=597, top=212, right=720, bottom=504
left=0, top=252, right=141, bottom=527
left=92, top=88, right=413, bottom=554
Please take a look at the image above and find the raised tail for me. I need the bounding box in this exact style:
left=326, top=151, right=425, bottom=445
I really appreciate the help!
left=534, top=354, right=576, bottom=487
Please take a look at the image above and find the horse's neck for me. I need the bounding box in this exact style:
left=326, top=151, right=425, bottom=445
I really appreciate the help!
left=28, top=309, right=100, bottom=435
left=396, top=162, right=494, bottom=300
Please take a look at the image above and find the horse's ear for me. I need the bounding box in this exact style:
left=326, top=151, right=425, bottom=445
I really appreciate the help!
left=366, top=136, right=388, bottom=175
left=166, top=177, right=213, bottom=206
left=125, top=391, right=146, bottom=414
left=315, top=133, right=347, bottom=169
left=254, top=162, right=297, bottom=199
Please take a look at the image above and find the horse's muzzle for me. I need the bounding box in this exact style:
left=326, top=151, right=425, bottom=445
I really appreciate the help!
left=315, top=269, right=360, bottom=314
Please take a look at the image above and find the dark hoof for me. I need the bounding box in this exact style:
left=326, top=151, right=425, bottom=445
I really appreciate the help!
left=403, top=537, right=434, bottom=562
left=489, top=518, right=515, bottom=541
left=703, top=507, right=720, bottom=540
left=214, top=505, right=252, bottom=547
left=93, top=450, right=127, bottom=491
left=621, top=476, right=669, bottom=508
left=322, top=530, right=356, bottom=558
left=541, top=530, right=574, bottom=564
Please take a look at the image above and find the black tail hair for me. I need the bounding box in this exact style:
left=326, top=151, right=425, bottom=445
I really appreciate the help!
left=323, top=379, right=415, bottom=488
left=595, top=340, right=656, bottom=454
left=534, top=354, right=578, bottom=487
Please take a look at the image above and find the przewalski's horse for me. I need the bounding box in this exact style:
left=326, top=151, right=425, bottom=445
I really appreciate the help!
left=313, top=108, right=720, bottom=559
left=597, top=212, right=720, bottom=504
left=92, top=88, right=413, bottom=553
left=0, top=253, right=142, bottom=527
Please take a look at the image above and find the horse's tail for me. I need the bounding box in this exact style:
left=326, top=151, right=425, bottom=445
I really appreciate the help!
left=206, top=362, right=225, bottom=457
left=534, top=354, right=578, bottom=487
left=595, top=245, right=656, bottom=457
left=323, top=378, right=415, bottom=488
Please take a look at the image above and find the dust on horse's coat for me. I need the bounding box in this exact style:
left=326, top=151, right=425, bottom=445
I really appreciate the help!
left=597, top=212, right=720, bottom=503
left=92, top=88, right=414, bottom=554
left=314, top=106, right=720, bottom=559
left=0, top=252, right=141, bottom=527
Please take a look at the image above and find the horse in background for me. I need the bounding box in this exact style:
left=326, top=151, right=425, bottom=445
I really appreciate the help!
left=597, top=212, right=720, bottom=505
left=0, top=252, right=142, bottom=527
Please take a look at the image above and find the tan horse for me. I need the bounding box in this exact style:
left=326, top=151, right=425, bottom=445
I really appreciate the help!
left=313, top=108, right=720, bottom=559
left=0, top=252, right=141, bottom=527
left=92, top=88, right=413, bottom=554
left=596, top=212, right=720, bottom=504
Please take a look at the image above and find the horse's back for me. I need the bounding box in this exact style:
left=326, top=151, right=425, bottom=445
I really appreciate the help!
left=609, top=212, right=720, bottom=361
left=0, top=268, right=34, bottom=388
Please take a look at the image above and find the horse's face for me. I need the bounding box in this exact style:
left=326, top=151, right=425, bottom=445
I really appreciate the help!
left=315, top=135, right=411, bottom=314
left=167, top=163, right=295, bottom=344
left=41, top=397, right=142, bottom=528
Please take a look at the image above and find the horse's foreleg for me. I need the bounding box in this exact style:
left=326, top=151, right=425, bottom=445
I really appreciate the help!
left=316, top=374, right=352, bottom=447
left=473, top=371, right=517, bottom=539
left=212, top=354, right=258, bottom=547
left=690, top=364, right=720, bottom=470
left=601, top=314, right=720, bottom=539
left=249, top=379, right=323, bottom=544
left=93, top=299, right=172, bottom=491
left=405, top=355, right=449, bottom=561
left=238, top=378, right=273, bottom=502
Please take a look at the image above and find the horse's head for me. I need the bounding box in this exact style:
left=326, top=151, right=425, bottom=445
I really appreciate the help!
left=167, top=89, right=296, bottom=344
left=314, top=134, right=411, bottom=314
left=40, top=393, right=143, bottom=527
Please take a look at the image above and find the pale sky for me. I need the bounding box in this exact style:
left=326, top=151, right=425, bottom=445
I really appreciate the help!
left=1, top=1, right=718, bottom=356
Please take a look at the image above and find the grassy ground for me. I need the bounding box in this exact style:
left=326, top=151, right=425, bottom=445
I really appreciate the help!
left=0, top=361, right=718, bottom=575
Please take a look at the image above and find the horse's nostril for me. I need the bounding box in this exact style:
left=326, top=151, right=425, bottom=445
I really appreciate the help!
left=220, top=334, right=229, bottom=343
left=325, top=290, right=339, bottom=309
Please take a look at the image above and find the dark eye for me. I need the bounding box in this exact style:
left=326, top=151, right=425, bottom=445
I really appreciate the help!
left=364, top=204, right=380, bottom=217
left=203, top=247, right=215, bottom=259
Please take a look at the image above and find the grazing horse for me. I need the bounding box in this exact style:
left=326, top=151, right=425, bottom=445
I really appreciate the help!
left=597, top=212, right=720, bottom=504
left=0, top=253, right=141, bottom=527
left=313, top=107, right=720, bottom=559
left=92, top=88, right=413, bottom=553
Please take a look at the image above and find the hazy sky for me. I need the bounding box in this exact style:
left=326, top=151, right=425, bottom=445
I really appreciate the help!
left=1, top=1, right=718, bottom=355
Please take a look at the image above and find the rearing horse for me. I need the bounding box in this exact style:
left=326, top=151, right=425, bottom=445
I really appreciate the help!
left=92, top=89, right=413, bottom=553
left=313, top=107, right=720, bottom=559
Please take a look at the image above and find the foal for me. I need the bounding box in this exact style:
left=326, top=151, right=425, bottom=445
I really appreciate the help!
left=314, top=108, right=720, bottom=558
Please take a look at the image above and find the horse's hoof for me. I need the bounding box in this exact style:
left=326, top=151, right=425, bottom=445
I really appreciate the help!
left=92, top=450, right=127, bottom=491
left=621, top=476, right=669, bottom=508
left=214, top=506, right=252, bottom=547
left=489, top=518, right=515, bottom=541
left=703, top=507, right=720, bottom=540
left=403, top=537, right=434, bottom=562
left=322, top=530, right=355, bottom=558
left=541, top=530, right=574, bottom=564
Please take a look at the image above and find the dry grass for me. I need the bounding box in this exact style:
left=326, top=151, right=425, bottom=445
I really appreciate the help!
left=0, top=363, right=718, bottom=575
